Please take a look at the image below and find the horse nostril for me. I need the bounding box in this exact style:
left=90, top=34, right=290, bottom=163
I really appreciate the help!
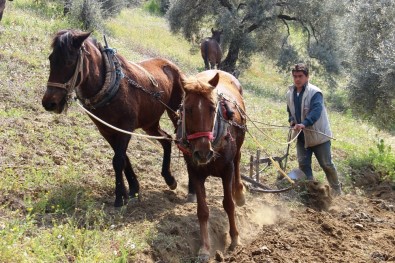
left=42, top=101, right=57, bottom=111
left=206, top=150, right=214, bottom=160
left=193, top=150, right=214, bottom=162
left=193, top=151, right=201, bottom=161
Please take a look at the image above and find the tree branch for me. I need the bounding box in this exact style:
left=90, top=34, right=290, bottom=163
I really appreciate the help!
left=281, top=19, right=291, bottom=48
left=277, top=14, right=298, bottom=21
left=218, top=0, right=234, bottom=12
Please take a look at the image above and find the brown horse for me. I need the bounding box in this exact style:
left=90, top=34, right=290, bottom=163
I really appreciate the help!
left=176, top=70, right=246, bottom=262
left=200, top=28, right=222, bottom=70
left=0, top=0, right=12, bottom=21
left=42, top=29, right=184, bottom=207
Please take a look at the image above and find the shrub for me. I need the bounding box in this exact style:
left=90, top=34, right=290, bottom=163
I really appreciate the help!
left=68, top=0, right=104, bottom=30
left=349, top=139, right=395, bottom=183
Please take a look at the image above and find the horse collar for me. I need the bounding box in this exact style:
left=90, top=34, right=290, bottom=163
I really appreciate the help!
left=77, top=45, right=124, bottom=109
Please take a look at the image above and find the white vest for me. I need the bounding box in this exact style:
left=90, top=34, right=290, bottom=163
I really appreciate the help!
left=286, top=83, right=332, bottom=148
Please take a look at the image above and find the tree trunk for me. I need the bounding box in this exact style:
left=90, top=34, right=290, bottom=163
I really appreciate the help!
left=220, top=35, right=242, bottom=76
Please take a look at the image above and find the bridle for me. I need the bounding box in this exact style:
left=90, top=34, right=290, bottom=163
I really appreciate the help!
left=180, top=95, right=220, bottom=143
left=177, top=94, right=230, bottom=155
left=46, top=47, right=85, bottom=96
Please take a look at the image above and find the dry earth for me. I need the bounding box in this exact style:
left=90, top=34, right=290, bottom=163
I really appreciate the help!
left=131, top=159, right=395, bottom=263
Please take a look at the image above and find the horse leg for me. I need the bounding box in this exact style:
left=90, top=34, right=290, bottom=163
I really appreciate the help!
left=193, top=174, right=210, bottom=262
left=186, top=162, right=197, bottom=202
left=110, top=136, right=132, bottom=207
left=222, top=165, right=240, bottom=251
left=233, top=148, right=245, bottom=206
left=143, top=125, right=177, bottom=190
left=124, top=155, right=140, bottom=200
left=204, top=58, right=210, bottom=70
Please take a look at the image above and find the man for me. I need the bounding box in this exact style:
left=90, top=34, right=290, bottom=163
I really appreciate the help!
left=286, top=63, right=342, bottom=195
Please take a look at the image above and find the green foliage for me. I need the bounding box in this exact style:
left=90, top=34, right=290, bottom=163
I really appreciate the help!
left=99, top=0, right=127, bottom=18
left=167, top=0, right=346, bottom=74
left=143, top=0, right=161, bottom=15
left=349, top=139, right=395, bottom=182
left=345, top=0, right=395, bottom=130
left=68, top=0, right=104, bottom=30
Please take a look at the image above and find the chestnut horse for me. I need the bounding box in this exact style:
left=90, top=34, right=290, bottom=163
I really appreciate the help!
left=42, top=30, right=184, bottom=207
left=0, top=0, right=12, bottom=21
left=200, top=28, right=222, bottom=70
left=177, top=70, right=246, bottom=262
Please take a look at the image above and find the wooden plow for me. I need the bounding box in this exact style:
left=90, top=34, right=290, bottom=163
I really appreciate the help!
left=242, top=148, right=294, bottom=193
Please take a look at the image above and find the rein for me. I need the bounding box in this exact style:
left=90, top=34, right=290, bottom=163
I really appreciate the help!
left=76, top=100, right=172, bottom=140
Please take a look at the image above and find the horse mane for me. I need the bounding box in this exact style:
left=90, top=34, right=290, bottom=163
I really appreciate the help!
left=51, top=29, right=100, bottom=67
left=183, top=76, right=217, bottom=102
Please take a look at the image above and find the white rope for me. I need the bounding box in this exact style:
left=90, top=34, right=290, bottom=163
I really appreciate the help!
left=76, top=100, right=172, bottom=140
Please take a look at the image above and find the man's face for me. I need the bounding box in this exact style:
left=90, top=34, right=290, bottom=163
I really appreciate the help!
left=292, top=71, right=308, bottom=89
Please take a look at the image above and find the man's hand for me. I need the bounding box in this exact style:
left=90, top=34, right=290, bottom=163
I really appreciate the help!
left=293, top=123, right=305, bottom=131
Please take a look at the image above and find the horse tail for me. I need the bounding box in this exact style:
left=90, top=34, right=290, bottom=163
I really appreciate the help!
left=162, top=59, right=185, bottom=125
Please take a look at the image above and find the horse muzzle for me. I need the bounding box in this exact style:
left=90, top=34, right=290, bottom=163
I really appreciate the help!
left=42, top=88, right=67, bottom=113
left=192, top=149, right=214, bottom=165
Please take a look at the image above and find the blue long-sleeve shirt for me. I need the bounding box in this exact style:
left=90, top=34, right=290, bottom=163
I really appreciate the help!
left=287, top=85, right=323, bottom=127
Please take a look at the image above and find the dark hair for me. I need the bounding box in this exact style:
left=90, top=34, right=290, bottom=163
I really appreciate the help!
left=291, top=63, right=309, bottom=76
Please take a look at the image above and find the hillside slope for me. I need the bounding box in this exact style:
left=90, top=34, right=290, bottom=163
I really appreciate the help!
left=1, top=2, right=394, bottom=262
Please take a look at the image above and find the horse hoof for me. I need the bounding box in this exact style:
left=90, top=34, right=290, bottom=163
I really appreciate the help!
left=187, top=193, right=197, bottom=203
left=198, top=248, right=210, bottom=263
left=169, top=180, right=177, bottom=190
left=128, top=196, right=139, bottom=204
left=235, top=194, right=245, bottom=206
left=114, top=198, right=127, bottom=207
left=228, top=236, right=240, bottom=251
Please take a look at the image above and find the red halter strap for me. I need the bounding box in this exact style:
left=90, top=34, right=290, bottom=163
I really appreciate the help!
left=187, top=131, right=214, bottom=141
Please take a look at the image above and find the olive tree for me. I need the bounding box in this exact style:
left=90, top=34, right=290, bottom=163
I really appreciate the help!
left=167, top=0, right=346, bottom=74
left=345, top=0, right=395, bottom=129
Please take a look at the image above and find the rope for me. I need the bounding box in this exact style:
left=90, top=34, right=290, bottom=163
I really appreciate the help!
left=75, top=100, right=173, bottom=140
left=246, top=129, right=296, bottom=185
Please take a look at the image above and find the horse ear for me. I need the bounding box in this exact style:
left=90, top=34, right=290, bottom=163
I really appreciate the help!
left=208, top=72, right=220, bottom=89
left=72, top=31, right=92, bottom=49
left=211, top=28, right=214, bottom=34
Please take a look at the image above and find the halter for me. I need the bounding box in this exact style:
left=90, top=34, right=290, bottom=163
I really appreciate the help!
left=46, top=41, right=124, bottom=109
left=176, top=94, right=229, bottom=155
left=46, top=47, right=84, bottom=95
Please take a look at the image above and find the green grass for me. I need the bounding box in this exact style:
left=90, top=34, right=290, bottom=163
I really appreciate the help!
left=0, top=1, right=394, bottom=262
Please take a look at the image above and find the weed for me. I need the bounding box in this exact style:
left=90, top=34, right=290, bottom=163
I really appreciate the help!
left=349, top=139, right=395, bottom=182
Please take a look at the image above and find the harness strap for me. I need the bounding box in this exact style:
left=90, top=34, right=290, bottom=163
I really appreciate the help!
left=47, top=49, right=84, bottom=94
left=187, top=132, right=214, bottom=141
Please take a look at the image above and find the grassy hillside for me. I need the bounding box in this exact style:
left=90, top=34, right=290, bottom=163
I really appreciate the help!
left=0, top=1, right=394, bottom=262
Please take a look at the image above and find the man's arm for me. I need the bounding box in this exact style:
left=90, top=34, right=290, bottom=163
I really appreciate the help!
left=287, top=105, right=295, bottom=125
left=301, top=92, right=323, bottom=127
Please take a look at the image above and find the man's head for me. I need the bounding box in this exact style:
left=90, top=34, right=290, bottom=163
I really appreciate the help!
left=291, top=63, right=309, bottom=89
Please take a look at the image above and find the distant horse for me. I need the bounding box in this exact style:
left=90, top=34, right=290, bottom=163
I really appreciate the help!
left=42, top=29, right=184, bottom=207
left=0, top=0, right=12, bottom=21
left=200, top=28, right=222, bottom=70
left=176, top=70, right=246, bottom=262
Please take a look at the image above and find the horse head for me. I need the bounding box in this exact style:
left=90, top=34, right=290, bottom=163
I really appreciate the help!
left=42, top=30, right=91, bottom=113
left=181, top=72, right=221, bottom=165
left=211, top=28, right=223, bottom=43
